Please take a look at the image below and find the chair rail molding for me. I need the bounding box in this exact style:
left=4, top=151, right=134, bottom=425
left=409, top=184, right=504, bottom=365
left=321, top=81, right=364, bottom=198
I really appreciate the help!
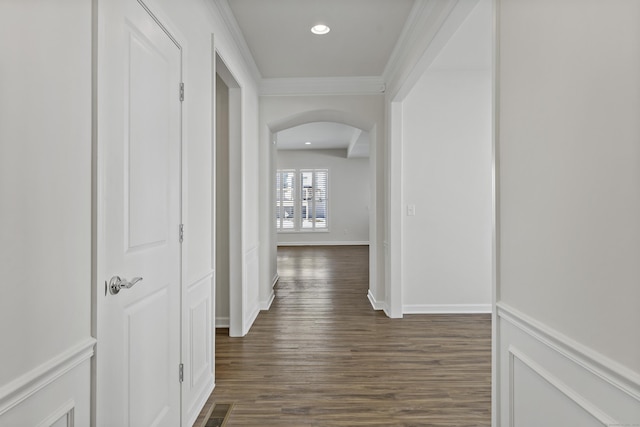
left=0, top=337, right=96, bottom=416
left=497, top=302, right=640, bottom=399
left=497, top=301, right=640, bottom=425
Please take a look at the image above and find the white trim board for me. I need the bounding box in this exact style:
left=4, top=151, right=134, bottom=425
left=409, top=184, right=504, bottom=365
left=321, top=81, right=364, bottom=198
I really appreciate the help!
left=0, top=337, right=96, bottom=416
left=215, top=316, right=230, bottom=328
left=277, top=241, right=369, bottom=247
left=243, top=301, right=260, bottom=336
left=210, top=0, right=262, bottom=82
left=187, top=379, right=215, bottom=427
left=384, top=0, right=480, bottom=101
left=403, top=304, right=492, bottom=314
left=260, top=289, right=275, bottom=311
left=367, top=290, right=384, bottom=310
left=35, top=399, right=75, bottom=427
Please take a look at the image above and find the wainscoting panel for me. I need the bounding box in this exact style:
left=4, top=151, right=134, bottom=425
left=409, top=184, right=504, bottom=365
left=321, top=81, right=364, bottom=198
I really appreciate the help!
left=185, top=272, right=214, bottom=427
left=37, top=400, right=75, bottom=427
left=0, top=339, right=93, bottom=426
left=497, top=302, right=640, bottom=426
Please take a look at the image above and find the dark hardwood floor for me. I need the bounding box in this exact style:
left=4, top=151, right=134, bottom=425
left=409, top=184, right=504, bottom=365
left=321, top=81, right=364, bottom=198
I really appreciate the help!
left=195, top=245, right=491, bottom=427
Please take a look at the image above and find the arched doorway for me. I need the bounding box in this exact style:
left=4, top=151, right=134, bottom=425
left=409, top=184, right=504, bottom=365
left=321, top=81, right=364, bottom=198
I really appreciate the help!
left=266, top=109, right=380, bottom=309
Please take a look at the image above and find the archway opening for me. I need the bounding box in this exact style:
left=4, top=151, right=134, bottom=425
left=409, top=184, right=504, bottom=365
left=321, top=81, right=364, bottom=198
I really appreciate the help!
left=267, top=109, right=379, bottom=310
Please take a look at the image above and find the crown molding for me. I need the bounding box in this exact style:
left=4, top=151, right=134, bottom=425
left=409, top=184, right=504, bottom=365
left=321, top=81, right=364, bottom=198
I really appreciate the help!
left=213, top=0, right=475, bottom=98
left=260, top=76, right=385, bottom=96
left=383, top=0, right=480, bottom=101
left=382, top=0, right=435, bottom=83
left=211, top=0, right=262, bottom=82
left=384, top=0, right=458, bottom=100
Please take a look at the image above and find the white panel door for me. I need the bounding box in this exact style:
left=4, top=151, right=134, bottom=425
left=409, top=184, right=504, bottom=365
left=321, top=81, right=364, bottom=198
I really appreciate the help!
left=97, top=0, right=182, bottom=425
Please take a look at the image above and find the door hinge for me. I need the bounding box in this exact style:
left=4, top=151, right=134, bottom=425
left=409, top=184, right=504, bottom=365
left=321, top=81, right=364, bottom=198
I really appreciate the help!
left=179, top=224, right=184, bottom=243
left=179, top=363, right=184, bottom=383
left=179, top=82, right=184, bottom=102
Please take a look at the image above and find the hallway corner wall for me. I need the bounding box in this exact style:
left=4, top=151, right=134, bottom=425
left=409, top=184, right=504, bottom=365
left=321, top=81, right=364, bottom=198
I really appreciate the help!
left=259, top=94, right=386, bottom=310
left=145, top=0, right=262, bottom=418
left=397, top=0, right=493, bottom=314
left=276, top=149, right=370, bottom=246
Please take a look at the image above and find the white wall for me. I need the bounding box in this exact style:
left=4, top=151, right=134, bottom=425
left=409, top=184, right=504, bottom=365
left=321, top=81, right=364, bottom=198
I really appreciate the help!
left=241, top=87, right=262, bottom=334
left=259, top=94, right=385, bottom=312
left=277, top=149, right=370, bottom=245
left=140, top=0, right=262, bottom=416
left=399, top=0, right=493, bottom=313
left=497, top=0, right=640, bottom=424
left=0, top=0, right=262, bottom=425
left=0, top=1, right=94, bottom=425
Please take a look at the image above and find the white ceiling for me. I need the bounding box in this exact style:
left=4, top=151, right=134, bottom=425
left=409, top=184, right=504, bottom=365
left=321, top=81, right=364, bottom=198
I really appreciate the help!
left=277, top=122, right=370, bottom=158
left=277, top=122, right=354, bottom=149
left=226, top=0, right=415, bottom=78
left=224, top=0, right=423, bottom=158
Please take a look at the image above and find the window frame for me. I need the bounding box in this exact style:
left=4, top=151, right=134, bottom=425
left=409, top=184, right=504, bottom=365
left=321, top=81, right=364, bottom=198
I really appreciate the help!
left=276, top=168, right=329, bottom=233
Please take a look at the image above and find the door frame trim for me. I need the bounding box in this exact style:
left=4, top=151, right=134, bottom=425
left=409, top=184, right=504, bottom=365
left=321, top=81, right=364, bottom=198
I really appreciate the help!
left=214, top=51, right=245, bottom=337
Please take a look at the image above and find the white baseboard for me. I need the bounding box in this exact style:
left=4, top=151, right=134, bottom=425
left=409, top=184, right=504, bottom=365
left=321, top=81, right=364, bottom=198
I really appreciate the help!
left=243, top=303, right=260, bottom=336
left=367, top=290, right=384, bottom=310
left=260, top=289, right=275, bottom=311
left=215, top=316, right=229, bottom=328
left=497, top=302, right=640, bottom=425
left=277, top=241, right=369, bottom=246
left=403, top=304, right=492, bottom=314
left=272, top=273, right=280, bottom=288
left=186, top=379, right=214, bottom=427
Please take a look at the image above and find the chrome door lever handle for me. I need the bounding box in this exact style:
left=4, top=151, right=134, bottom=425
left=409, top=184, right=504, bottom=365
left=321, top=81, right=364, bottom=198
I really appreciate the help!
left=121, top=277, right=143, bottom=289
left=108, top=276, right=143, bottom=295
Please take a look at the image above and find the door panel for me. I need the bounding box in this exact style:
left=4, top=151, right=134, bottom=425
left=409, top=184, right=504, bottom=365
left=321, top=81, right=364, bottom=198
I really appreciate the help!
left=97, top=0, right=182, bottom=425
left=126, top=288, right=171, bottom=426
left=127, top=28, right=170, bottom=250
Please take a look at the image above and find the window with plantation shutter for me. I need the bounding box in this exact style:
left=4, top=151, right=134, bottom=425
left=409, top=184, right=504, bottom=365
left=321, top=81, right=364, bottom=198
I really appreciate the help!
left=300, top=169, right=328, bottom=230
left=276, top=168, right=329, bottom=232
left=276, top=169, right=296, bottom=230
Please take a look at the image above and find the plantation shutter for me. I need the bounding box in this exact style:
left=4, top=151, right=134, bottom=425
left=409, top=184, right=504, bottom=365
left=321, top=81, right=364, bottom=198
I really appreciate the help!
left=300, top=169, right=328, bottom=230
left=276, top=170, right=296, bottom=230
left=314, top=170, right=328, bottom=229
left=277, top=168, right=328, bottom=231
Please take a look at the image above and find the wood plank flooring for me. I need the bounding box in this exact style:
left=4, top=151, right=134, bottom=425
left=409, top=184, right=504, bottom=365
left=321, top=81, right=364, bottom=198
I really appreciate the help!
left=196, top=245, right=491, bottom=426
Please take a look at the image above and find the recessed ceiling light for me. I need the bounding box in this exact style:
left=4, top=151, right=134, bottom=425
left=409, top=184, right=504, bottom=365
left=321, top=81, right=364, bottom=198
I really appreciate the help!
left=305, top=141, right=312, bottom=145
left=311, top=24, right=330, bottom=35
